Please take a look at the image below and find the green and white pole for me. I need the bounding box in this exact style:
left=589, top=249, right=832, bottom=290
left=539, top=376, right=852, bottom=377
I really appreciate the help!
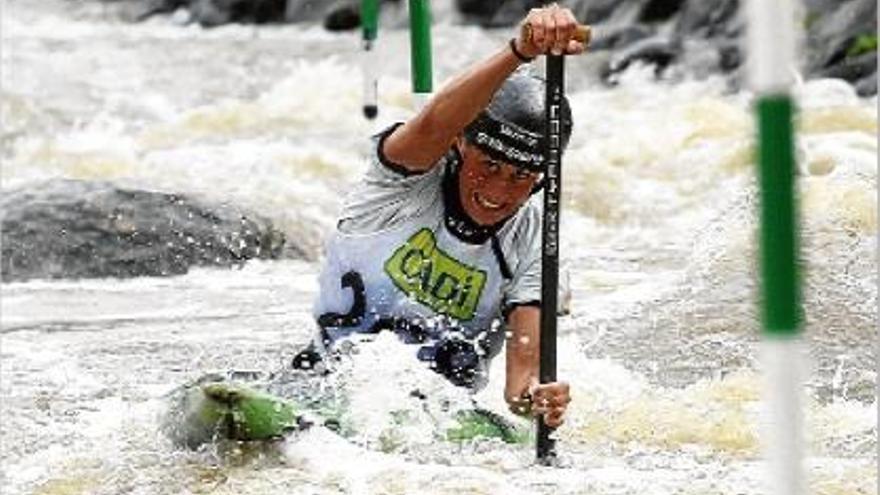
left=361, top=0, right=379, bottom=119
left=747, top=0, right=803, bottom=494
left=408, top=0, right=433, bottom=110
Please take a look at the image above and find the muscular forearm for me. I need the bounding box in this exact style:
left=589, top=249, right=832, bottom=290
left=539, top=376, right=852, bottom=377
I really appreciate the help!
left=383, top=43, right=523, bottom=171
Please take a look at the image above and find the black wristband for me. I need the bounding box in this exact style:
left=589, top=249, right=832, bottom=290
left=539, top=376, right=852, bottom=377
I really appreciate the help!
left=509, top=38, right=534, bottom=63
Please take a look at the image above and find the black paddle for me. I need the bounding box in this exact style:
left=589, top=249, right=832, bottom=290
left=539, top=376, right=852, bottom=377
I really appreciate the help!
left=535, top=23, right=591, bottom=465
left=537, top=51, right=564, bottom=464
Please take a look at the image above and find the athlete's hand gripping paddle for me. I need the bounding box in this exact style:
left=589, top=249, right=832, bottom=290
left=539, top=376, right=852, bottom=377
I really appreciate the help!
left=523, top=24, right=592, bottom=49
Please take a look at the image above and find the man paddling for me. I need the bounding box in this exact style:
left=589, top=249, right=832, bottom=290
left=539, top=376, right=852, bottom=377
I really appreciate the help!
left=299, top=4, right=585, bottom=429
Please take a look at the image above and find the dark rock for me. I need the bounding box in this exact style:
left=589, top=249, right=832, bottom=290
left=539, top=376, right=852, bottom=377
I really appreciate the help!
left=566, top=0, right=627, bottom=25
left=129, top=0, right=187, bottom=21
left=489, top=0, right=544, bottom=27
left=855, top=72, right=877, bottom=97
left=286, top=0, right=349, bottom=23
left=717, top=41, right=742, bottom=72
left=456, top=0, right=625, bottom=28
left=1, top=179, right=293, bottom=282
left=806, top=0, right=877, bottom=77
left=249, top=0, right=287, bottom=22
left=133, top=0, right=290, bottom=26
left=455, top=0, right=505, bottom=21
left=321, top=0, right=402, bottom=31
left=287, top=0, right=399, bottom=27
left=639, top=0, right=685, bottom=23
left=675, top=0, right=741, bottom=40
left=189, top=0, right=231, bottom=26
left=323, top=3, right=360, bottom=31
left=185, top=0, right=287, bottom=26
left=818, top=51, right=878, bottom=82
left=803, top=0, right=844, bottom=13
left=456, top=0, right=543, bottom=28
left=602, top=36, right=680, bottom=81
left=590, top=24, right=656, bottom=51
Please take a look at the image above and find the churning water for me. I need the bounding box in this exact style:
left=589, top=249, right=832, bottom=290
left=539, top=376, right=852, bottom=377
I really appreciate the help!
left=1, top=1, right=876, bottom=494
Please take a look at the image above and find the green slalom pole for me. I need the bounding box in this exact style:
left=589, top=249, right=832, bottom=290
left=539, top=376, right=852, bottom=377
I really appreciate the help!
left=408, top=0, right=433, bottom=110
left=361, top=0, right=379, bottom=119
left=758, top=94, right=799, bottom=336
left=747, top=0, right=803, bottom=494
left=537, top=53, right=565, bottom=464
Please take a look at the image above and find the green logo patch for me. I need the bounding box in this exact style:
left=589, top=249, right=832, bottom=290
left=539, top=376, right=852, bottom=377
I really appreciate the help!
left=384, top=229, right=486, bottom=321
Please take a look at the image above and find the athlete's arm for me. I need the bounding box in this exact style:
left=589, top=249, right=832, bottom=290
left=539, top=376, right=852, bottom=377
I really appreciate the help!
left=504, top=305, right=571, bottom=428
left=382, top=5, right=584, bottom=173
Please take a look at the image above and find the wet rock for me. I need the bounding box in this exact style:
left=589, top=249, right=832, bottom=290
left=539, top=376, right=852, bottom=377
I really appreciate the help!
left=285, top=0, right=358, bottom=24
left=817, top=51, right=878, bottom=83
left=456, top=0, right=542, bottom=28
left=638, top=0, right=685, bottom=23
left=602, top=36, right=680, bottom=81
left=126, top=0, right=187, bottom=21
left=235, top=0, right=287, bottom=24
left=806, top=0, right=877, bottom=86
left=855, top=72, right=877, bottom=97
left=1, top=179, right=293, bottom=282
left=674, top=0, right=741, bottom=40
left=455, top=0, right=505, bottom=24
left=717, top=41, right=741, bottom=72
left=187, top=0, right=231, bottom=26
left=590, top=24, right=655, bottom=52
left=565, top=0, right=626, bottom=25
left=456, top=0, right=625, bottom=28
left=190, top=0, right=286, bottom=26
left=659, top=0, right=744, bottom=77
left=131, top=0, right=319, bottom=26
left=297, top=0, right=400, bottom=31
left=129, top=0, right=287, bottom=26
left=323, top=3, right=360, bottom=31
left=106, top=0, right=878, bottom=94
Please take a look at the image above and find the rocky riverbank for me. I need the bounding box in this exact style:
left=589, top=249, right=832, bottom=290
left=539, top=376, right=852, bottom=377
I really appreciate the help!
left=113, top=0, right=877, bottom=95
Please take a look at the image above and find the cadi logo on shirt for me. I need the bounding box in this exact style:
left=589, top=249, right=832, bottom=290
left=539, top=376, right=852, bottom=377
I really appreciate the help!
left=384, top=229, right=487, bottom=321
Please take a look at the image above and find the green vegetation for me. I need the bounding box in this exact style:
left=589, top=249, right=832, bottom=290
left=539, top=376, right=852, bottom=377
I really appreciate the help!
left=847, top=34, right=878, bottom=58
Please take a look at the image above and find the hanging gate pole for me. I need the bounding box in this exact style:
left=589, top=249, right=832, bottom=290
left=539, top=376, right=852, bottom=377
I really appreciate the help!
left=747, top=0, right=804, bottom=494
left=361, top=0, right=380, bottom=119
left=408, top=0, right=433, bottom=110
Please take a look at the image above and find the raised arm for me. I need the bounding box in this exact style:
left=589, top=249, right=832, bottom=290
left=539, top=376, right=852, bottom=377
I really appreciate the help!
left=382, top=5, right=584, bottom=173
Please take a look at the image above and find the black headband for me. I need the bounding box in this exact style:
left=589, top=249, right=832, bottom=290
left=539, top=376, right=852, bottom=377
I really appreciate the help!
left=463, top=112, right=546, bottom=172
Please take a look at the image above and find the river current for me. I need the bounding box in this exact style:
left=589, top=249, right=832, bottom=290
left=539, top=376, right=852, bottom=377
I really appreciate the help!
left=1, top=1, right=877, bottom=494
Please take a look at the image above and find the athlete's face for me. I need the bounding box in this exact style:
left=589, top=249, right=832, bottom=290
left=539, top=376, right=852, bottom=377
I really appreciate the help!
left=457, top=138, right=540, bottom=226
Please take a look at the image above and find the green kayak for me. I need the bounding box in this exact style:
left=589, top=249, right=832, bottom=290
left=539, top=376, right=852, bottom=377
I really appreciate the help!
left=162, top=374, right=301, bottom=449
left=162, top=375, right=529, bottom=449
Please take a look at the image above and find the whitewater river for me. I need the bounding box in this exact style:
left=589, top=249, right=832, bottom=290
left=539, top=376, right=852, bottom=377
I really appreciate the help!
left=1, top=1, right=876, bottom=494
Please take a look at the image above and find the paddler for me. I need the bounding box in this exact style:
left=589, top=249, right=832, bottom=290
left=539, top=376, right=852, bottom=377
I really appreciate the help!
left=297, top=4, right=586, bottom=429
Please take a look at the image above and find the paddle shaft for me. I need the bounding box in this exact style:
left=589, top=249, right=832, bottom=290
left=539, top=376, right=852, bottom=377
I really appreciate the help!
left=537, top=53, right=564, bottom=464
